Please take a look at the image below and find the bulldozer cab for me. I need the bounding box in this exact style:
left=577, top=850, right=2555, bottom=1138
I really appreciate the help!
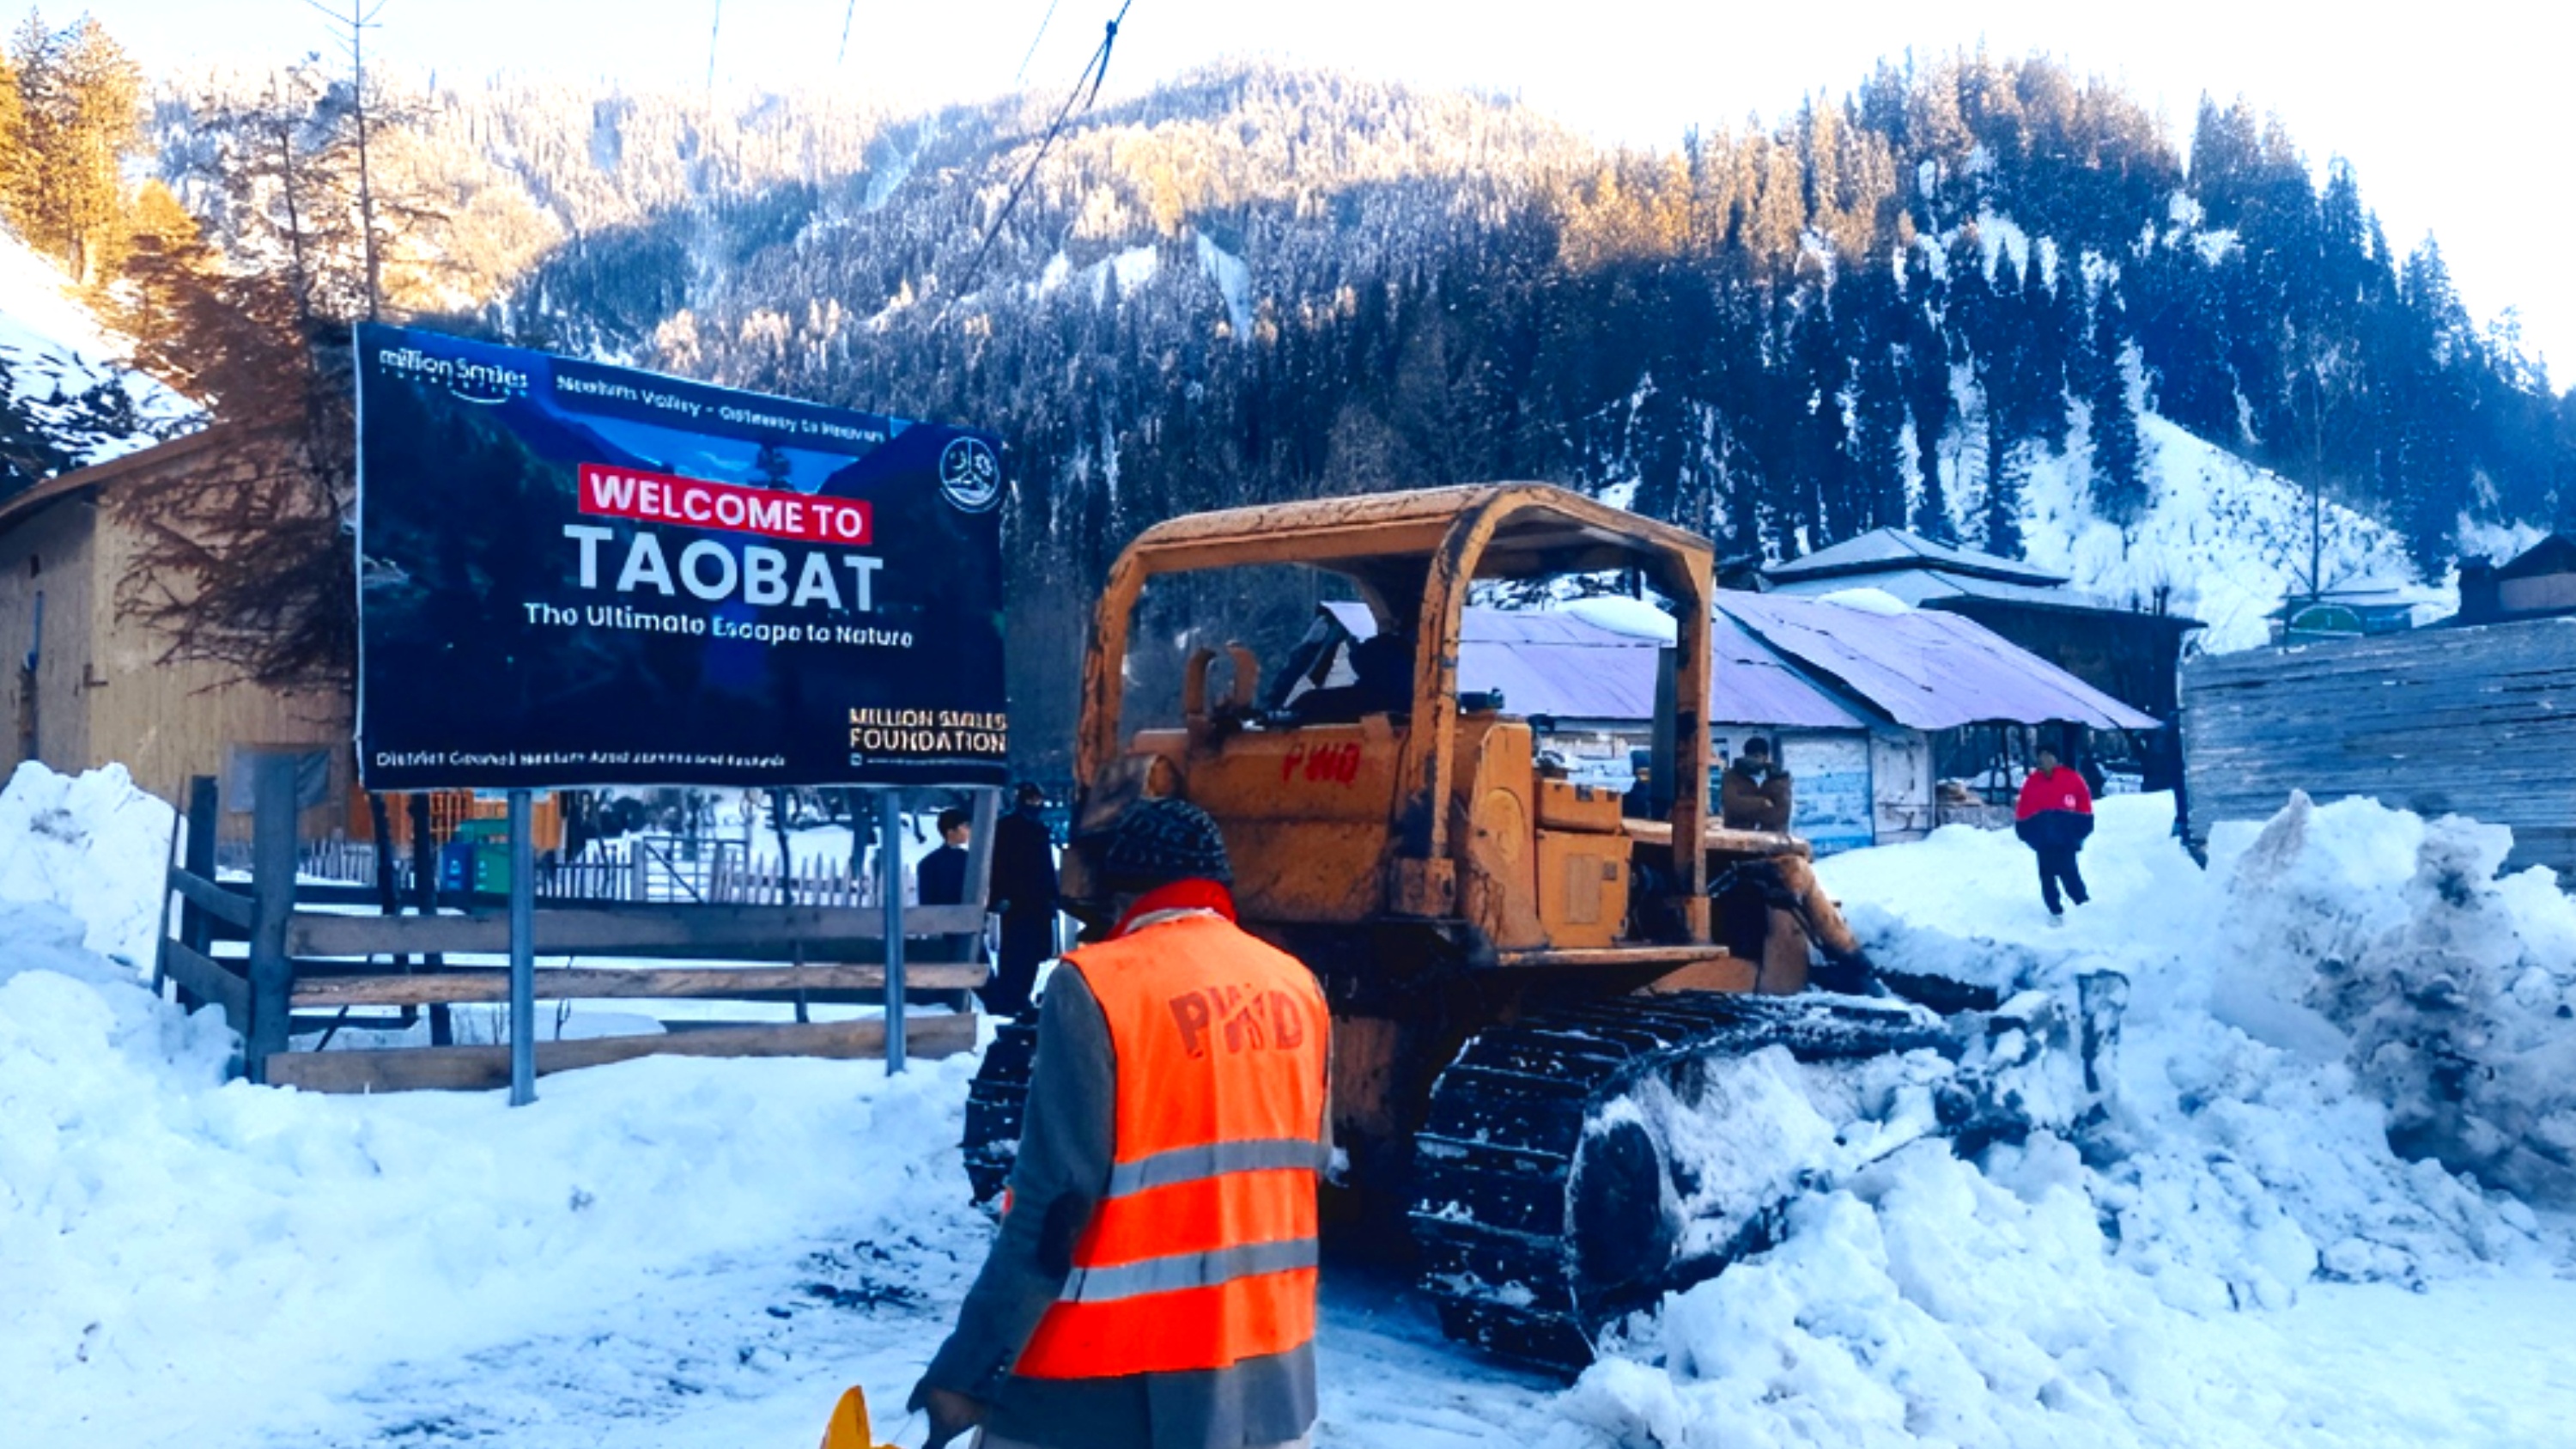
left=1070, top=484, right=1718, bottom=956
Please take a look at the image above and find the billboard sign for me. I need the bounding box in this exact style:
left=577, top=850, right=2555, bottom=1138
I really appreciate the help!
left=355, top=323, right=1007, bottom=790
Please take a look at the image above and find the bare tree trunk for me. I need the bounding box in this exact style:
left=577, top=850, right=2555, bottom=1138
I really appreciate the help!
left=347, top=0, right=383, bottom=318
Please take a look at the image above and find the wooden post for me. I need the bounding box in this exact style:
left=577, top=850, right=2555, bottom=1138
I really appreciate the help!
left=963, top=787, right=1000, bottom=950
left=246, top=755, right=297, bottom=1083
left=174, top=776, right=218, bottom=1010
left=507, top=788, right=537, bottom=1106
left=150, top=782, right=184, bottom=999
left=880, top=788, right=907, bottom=1074
left=409, top=792, right=452, bottom=1047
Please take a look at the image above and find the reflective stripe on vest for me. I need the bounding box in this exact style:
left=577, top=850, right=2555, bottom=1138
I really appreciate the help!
left=1012, top=913, right=1330, bottom=1381
left=1062, top=1236, right=1321, bottom=1303
left=1103, top=1137, right=1334, bottom=1196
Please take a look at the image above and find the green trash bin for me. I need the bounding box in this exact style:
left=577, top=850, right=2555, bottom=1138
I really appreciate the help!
left=451, top=818, right=514, bottom=894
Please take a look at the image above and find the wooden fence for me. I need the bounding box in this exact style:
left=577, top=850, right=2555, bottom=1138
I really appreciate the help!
left=218, top=835, right=896, bottom=906
left=2182, top=616, right=2576, bottom=874
left=159, top=773, right=998, bottom=1095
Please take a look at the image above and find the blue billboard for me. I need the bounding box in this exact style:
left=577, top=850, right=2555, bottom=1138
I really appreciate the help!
left=355, top=324, right=1007, bottom=790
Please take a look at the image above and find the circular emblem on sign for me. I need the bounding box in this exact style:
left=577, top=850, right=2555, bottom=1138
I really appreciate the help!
left=938, top=435, right=1002, bottom=513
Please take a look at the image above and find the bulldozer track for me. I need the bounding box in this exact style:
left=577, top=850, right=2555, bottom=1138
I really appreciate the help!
left=961, top=988, right=1959, bottom=1375
left=963, top=1014, right=1039, bottom=1205
left=1408, top=989, right=1947, bottom=1371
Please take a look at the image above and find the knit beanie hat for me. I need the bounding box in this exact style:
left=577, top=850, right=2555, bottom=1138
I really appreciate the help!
left=1084, top=796, right=1233, bottom=891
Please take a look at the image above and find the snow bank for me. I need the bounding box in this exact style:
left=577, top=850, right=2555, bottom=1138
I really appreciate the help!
left=0, top=762, right=982, bottom=1447
left=1542, top=794, right=2571, bottom=1447
left=0, top=761, right=174, bottom=970
left=2, top=922, right=982, bottom=1447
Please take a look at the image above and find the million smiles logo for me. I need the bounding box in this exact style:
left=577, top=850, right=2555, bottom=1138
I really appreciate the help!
left=375, top=343, right=533, bottom=405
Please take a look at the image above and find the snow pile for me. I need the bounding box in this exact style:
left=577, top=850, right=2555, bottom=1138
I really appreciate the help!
left=1552, top=1139, right=2241, bottom=1449
left=1541, top=795, right=2571, bottom=1447
left=0, top=760, right=175, bottom=969
left=2213, top=794, right=2576, bottom=1208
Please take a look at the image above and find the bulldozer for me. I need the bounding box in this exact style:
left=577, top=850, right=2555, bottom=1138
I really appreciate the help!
left=963, top=484, right=2080, bottom=1370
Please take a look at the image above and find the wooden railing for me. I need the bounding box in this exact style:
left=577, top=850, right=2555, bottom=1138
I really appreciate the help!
left=158, top=773, right=998, bottom=1096
left=221, top=834, right=906, bottom=906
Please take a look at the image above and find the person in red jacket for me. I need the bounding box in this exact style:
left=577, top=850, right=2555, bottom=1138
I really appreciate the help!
left=2014, top=744, right=2095, bottom=922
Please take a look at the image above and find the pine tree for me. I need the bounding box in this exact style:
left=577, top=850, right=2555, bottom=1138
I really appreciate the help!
left=1899, top=250, right=1956, bottom=541
left=2084, top=290, right=2148, bottom=527
left=0, top=44, right=23, bottom=214
left=1852, top=344, right=1909, bottom=531
left=2020, top=247, right=2075, bottom=452
left=5, top=14, right=143, bottom=283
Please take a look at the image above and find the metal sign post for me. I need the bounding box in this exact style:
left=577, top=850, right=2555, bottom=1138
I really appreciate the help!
left=879, top=788, right=907, bottom=1073
left=508, top=788, right=537, bottom=1105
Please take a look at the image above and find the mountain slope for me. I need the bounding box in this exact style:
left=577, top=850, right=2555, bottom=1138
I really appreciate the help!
left=2023, top=413, right=2429, bottom=651
left=143, top=58, right=2573, bottom=760
left=0, top=229, right=199, bottom=492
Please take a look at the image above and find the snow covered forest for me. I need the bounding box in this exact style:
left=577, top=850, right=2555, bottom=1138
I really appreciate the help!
left=3, top=20, right=2573, bottom=752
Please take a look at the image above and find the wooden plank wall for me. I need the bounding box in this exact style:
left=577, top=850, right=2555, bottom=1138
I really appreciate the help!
left=2181, top=618, right=2576, bottom=874
left=0, top=497, right=98, bottom=770
left=91, top=491, right=352, bottom=831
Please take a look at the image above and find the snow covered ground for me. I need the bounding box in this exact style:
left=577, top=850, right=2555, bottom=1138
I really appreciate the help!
left=9, top=762, right=2576, bottom=1447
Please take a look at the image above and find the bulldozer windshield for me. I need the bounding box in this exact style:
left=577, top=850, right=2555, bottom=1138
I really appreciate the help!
left=1077, top=484, right=1720, bottom=922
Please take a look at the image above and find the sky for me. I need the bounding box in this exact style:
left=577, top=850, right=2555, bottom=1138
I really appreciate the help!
left=85, top=0, right=2570, bottom=380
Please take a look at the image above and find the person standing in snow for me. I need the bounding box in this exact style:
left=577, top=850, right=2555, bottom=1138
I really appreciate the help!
left=911, top=798, right=1330, bottom=1449
left=1719, top=736, right=1795, bottom=832
left=918, top=807, right=975, bottom=963
left=983, top=782, right=1060, bottom=1017
left=2015, top=744, right=2095, bottom=922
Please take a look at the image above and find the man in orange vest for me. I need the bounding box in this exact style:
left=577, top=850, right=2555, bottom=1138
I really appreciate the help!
left=911, top=797, right=1332, bottom=1449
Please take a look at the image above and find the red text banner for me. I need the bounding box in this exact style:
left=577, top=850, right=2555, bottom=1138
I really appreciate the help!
left=578, top=463, right=872, bottom=545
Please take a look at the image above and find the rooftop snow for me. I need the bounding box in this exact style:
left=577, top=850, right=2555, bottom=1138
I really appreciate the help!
left=1764, top=526, right=2070, bottom=588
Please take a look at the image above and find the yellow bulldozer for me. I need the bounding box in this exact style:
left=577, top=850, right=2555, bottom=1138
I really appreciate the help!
left=965, top=484, right=2073, bottom=1369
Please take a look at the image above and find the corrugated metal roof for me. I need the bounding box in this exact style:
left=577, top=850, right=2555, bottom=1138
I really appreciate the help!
left=1716, top=594, right=2160, bottom=731
left=1763, top=527, right=2069, bottom=587
left=1322, top=602, right=1868, bottom=730
left=1705, top=609, right=1869, bottom=727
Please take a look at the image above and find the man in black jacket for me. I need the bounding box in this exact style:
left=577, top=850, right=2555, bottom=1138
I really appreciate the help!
left=918, top=807, right=975, bottom=963
left=983, top=783, right=1060, bottom=1016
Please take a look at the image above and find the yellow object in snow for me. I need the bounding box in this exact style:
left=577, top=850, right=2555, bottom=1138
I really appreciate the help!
left=818, top=1386, right=882, bottom=1449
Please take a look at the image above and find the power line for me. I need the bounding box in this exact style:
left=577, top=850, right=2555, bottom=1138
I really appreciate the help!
left=1014, top=0, right=1064, bottom=85
left=706, top=0, right=723, bottom=98
left=949, top=0, right=1133, bottom=309
left=838, top=0, right=858, bottom=65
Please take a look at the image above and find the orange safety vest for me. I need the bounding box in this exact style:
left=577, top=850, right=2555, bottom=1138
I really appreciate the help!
left=1012, top=885, right=1332, bottom=1381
